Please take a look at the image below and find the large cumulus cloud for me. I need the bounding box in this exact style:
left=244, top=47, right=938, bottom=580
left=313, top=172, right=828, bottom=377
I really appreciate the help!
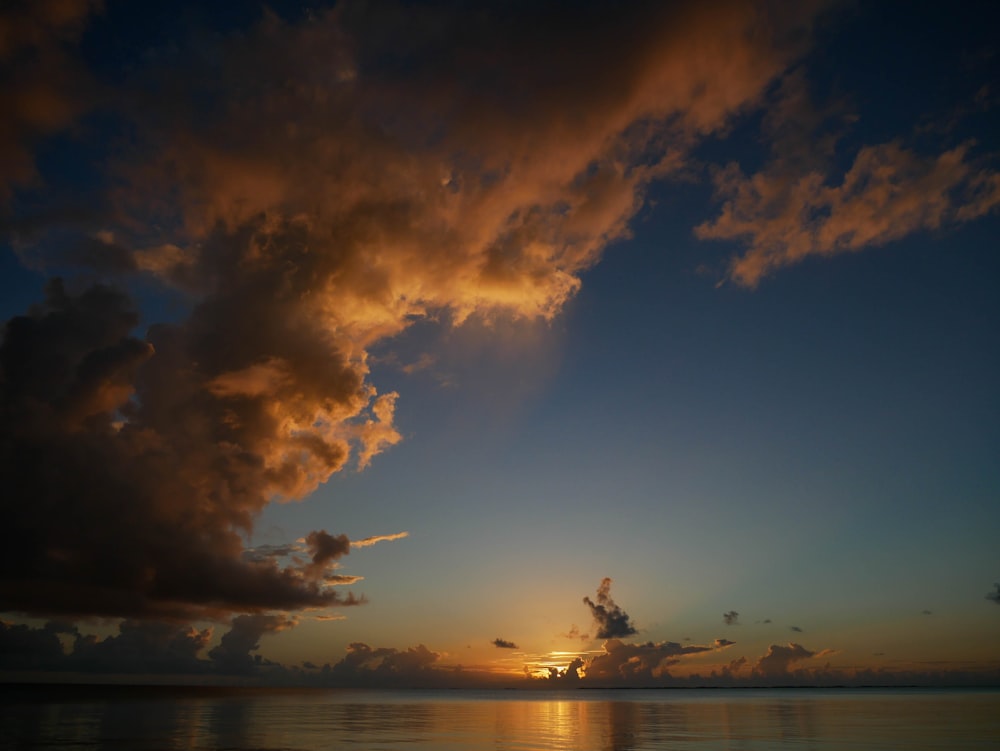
left=1, top=1, right=827, bottom=622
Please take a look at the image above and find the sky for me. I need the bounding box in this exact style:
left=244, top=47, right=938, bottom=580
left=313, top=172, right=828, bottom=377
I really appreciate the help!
left=0, top=0, right=998, bottom=688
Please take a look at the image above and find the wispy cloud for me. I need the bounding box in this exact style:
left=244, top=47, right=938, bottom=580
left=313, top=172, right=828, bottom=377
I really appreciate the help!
left=723, top=611, right=740, bottom=626
left=697, top=141, right=1000, bottom=287
left=351, top=532, right=410, bottom=549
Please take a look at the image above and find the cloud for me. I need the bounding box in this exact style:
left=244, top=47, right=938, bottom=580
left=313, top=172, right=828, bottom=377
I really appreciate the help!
left=321, top=642, right=443, bottom=687
left=303, top=530, right=351, bottom=579
left=0, top=281, right=367, bottom=619
left=350, top=531, right=410, bottom=549
left=921, top=610, right=932, bottom=616
left=753, top=642, right=815, bottom=678
left=987, top=584, right=1000, bottom=605
left=0, top=0, right=100, bottom=201
left=581, top=638, right=713, bottom=684
left=723, top=611, right=740, bottom=626
left=697, top=140, right=1000, bottom=287
left=1, top=1, right=831, bottom=623
left=208, top=614, right=297, bottom=674
left=493, top=638, right=518, bottom=649
left=790, top=625, right=803, bottom=632
left=583, top=578, right=637, bottom=639
left=72, top=620, right=214, bottom=675
left=714, top=638, right=736, bottom=647
left=560, top=624, right=590, bottom=641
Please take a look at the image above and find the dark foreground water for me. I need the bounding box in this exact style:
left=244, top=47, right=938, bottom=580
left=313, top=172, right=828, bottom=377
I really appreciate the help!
left=2, top=685, right=998, bottom=750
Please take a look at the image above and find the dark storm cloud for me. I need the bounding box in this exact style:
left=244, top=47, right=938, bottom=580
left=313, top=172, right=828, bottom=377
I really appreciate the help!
left=723, top=611, right=740, bottom=626
left=493, top=638, right=518, bottom=649
left=583, top=578, right=637, bottom=639
left=1, top=0, right=834, bottom=623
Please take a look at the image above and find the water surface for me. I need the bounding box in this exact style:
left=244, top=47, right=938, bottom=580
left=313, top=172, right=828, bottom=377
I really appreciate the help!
left=3, top=685, right=998, bottom=750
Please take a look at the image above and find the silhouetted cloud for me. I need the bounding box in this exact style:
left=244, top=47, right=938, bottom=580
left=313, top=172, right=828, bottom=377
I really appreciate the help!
left=581, top=638, right=713, bottom=684
left=493, top=638, right=518, bottom=649
left=754, top=643, right=815, bottom=678
left=987, top=584, right=1000, bottom=605
left=208, top=614, right=297, bottom=674
left=714, top=638, right=736, bottom=647
left=583, top=578, right=637, bottom=639
left=790, top=625, right=803, bottom=632
left=723, top=611, right=740, bottom=625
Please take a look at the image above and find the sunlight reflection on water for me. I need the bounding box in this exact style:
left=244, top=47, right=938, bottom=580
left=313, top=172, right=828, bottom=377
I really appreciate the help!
left=2, top=687, right=998, bottom=750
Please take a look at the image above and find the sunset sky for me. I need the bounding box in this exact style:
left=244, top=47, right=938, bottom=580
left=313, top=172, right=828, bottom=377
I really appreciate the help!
left=1, top=0, right=998, bottom=687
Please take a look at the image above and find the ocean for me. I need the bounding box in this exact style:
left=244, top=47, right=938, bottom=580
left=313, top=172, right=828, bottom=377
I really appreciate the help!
left=2, top=685, right=998, bottom=750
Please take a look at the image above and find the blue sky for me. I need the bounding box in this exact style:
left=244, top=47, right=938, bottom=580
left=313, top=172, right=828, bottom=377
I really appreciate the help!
left=1, top=0, right=998, bottom=686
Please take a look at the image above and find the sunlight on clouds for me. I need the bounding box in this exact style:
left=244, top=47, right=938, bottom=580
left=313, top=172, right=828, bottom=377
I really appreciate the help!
left=698, top=140, right=1000, bottom=286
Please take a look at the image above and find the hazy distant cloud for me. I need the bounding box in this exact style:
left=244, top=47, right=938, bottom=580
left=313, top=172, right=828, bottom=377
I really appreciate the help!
left=921, top=610, right=933, bottom=616
left=1, top=0, right=827, bottom=624
left=208, top=614, right=297, bottom=674
left=584, top=578, right=637, bottom=639
left=987, top=584, right=1000, bottom=605
left=723, top=611, right=740, bottom=626
left=790, top=625, right=803, bottom=632
left=697, top=140, right=1000, bottom=287
left=560, top=624, right=590, bottom=641
left=493, top=638, right=518, bottom=649
left=322, top=642, right=443, bottom=687
left=754, top=642, right=815, bottom=678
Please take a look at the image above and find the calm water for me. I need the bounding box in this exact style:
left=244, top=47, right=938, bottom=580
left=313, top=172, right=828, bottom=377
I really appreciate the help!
left=2, top=686, right=998, bottom=750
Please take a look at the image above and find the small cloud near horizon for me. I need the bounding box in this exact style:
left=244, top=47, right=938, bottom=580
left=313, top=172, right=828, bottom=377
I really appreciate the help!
left=493, top=638, right=518, bottom=649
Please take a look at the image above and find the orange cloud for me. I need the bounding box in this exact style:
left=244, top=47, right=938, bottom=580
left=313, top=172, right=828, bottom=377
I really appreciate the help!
left=1, top=1, right=829, bottom=623
left=350, top=531, right=410, bottom=549
left=697, top=141, right=1000, bottom=286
